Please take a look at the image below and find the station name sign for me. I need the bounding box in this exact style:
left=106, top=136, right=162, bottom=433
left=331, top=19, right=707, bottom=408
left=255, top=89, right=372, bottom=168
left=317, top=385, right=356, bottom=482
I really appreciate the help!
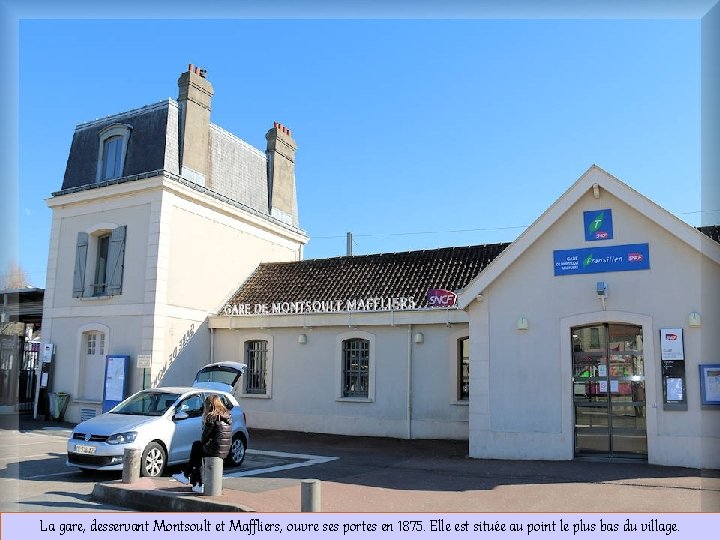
left=223, top=297, right=419, bottom=316
left=223, top=289, right=461, bottom=316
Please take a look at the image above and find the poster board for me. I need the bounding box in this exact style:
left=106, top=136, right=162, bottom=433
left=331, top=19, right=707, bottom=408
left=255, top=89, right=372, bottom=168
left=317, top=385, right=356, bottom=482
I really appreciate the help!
left=102, top=355, right=130, bottom=412
left=699, top=364, right=720, bottom=407
left=660, top=328, right=684, bottom=360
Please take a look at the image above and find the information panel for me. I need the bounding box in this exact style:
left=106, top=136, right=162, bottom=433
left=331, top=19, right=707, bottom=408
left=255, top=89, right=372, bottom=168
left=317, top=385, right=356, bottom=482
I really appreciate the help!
left=103, top=355, right=130, bottom=412
left=553, top=243, right=650, bottom=276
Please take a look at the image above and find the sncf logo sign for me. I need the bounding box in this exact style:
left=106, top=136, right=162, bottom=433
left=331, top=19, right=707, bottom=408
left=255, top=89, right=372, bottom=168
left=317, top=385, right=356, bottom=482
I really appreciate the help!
left=428, top=289, right=457, bottom=307
left=628, top=252, right=644, bottom=262
left=665, top=333, right=678, bottom=341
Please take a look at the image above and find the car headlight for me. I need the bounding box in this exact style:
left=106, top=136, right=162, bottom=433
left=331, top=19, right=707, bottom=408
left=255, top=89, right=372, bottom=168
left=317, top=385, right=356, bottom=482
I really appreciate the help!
left=106, top=431, right=137, bottom=445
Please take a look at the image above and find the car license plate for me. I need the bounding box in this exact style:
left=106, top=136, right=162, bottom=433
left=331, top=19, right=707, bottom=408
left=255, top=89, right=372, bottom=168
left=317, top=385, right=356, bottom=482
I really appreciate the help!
left=74, top=444, right=96, bottom=455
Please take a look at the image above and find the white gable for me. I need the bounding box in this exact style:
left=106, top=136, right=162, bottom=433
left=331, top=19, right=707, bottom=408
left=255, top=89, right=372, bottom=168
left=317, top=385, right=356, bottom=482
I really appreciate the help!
left=458, top=165, right=720, bottom=308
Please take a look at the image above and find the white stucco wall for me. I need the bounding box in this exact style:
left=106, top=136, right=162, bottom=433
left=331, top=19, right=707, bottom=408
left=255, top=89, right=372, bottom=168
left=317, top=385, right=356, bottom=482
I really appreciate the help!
left=42, top=175, right=308, bottom=423
left=467, top=188, right=720, bottom=469
left=43, top=184, right=158, bottom=422
left=211, top=316, right=470, bottom=440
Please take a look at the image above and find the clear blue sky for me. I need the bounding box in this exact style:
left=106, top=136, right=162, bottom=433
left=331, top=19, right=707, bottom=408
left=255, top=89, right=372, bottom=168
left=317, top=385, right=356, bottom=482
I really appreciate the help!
left=16, top=17, right=702, bottom=288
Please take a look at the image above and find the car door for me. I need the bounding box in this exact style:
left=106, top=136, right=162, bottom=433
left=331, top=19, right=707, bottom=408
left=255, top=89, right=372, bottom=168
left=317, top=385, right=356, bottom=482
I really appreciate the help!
left=168, top=393, right=204, bottom=463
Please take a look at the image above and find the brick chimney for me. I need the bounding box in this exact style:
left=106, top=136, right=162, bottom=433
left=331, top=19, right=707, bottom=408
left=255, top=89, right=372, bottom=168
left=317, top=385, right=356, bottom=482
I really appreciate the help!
left=265, top=122, right=298, bottom=227
left=177, top=64, right=214, bottom=186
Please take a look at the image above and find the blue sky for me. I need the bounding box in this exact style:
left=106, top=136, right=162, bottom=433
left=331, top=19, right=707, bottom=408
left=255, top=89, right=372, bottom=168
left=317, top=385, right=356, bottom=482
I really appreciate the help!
left=14, top=17, right=703, bottom=288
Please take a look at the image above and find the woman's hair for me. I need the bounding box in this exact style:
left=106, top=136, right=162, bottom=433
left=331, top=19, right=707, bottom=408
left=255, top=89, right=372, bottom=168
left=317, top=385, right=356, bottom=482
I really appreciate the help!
left=204, top=394, right=228, bottom=421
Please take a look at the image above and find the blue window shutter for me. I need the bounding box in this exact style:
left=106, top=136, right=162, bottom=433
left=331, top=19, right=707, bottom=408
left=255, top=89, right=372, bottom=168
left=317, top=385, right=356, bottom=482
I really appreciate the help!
left=106, top=226, right=126, bottom=295
left=73, top=232, right=89, bottom=298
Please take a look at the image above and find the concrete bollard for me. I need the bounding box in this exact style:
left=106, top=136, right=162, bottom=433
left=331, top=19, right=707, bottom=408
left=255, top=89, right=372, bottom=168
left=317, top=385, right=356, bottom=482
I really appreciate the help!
left=202, top=457, right=223, bottom=496
left=301, top=479, right=321, bottom=512
left=122, top=448, right=141, bottom=484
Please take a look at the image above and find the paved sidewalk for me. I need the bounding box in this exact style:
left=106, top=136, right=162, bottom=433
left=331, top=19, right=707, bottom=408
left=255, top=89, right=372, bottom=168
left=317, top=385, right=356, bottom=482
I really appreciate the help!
left=91, top=429, right=720, bottom=513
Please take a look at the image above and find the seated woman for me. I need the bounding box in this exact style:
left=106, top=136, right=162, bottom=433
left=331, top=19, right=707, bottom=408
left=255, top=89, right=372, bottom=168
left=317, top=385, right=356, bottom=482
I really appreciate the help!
left=172, top=394, right=232, bottom=493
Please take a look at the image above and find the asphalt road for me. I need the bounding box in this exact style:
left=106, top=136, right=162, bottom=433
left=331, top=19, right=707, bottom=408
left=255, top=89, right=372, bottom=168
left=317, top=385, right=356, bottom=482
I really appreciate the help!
left=0, top=415, right=300, bottom=512
left=2, top=413, right=719, bottom=513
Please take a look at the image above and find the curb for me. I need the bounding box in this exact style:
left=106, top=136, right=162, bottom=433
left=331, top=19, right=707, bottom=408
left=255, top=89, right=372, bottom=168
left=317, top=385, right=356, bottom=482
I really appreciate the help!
left=91, top=481, right=255, bottom=513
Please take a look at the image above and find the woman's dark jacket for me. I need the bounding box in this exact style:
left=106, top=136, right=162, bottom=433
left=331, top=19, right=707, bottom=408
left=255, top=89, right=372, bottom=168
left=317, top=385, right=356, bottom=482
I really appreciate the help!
left=200, top=412, right=232, bottom=458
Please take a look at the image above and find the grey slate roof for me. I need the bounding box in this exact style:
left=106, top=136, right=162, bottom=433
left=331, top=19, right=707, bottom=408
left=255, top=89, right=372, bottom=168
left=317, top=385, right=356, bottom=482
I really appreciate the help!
left=62, top=101, right=170, bottom=190
left=222, top=243, right=510, bottom=311
left=58, top=99, right=274, bottom=222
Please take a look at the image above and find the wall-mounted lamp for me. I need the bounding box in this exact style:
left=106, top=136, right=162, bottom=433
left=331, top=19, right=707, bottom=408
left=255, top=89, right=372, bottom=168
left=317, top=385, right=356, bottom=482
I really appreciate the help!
left=414, top=332, right=424, bottom=344
left=517, top=317, right=529, bottom=331
left=596, top=281, right=608, bottom=311
left=298, top=333, right=307, bottom=345
left=596, top=281, right=607, bottom=296
left=688, top=312, right=701, bottom=328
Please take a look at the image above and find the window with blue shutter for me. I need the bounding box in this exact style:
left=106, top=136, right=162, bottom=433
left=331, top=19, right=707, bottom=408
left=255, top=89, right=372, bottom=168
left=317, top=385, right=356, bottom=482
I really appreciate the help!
left=73, top=232, right=89, bottom=298
left=72, top=226, right=127, bottom=298
left=105, top=226, right=126, bottom=296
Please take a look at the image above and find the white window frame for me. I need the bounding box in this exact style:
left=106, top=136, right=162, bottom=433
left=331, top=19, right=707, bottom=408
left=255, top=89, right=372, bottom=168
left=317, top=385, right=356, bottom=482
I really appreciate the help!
left=75, top=323, right=110, bottom=403
left=238, top=333, right=273, bottom=399
left=335, top=330, right=375, bottom=403
left=96, top=124, right=132, bottom=182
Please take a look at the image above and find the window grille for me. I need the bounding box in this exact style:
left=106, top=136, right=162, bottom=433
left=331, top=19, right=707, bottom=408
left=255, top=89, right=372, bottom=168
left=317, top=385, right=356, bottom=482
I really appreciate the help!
left=342, top=338, right=369, bottom=398
left=245, top=340, right=268, bottom=394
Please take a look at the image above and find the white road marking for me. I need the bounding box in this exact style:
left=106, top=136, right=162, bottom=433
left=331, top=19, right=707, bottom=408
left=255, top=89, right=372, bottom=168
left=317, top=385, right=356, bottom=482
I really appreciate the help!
left=23, top=470, right=76, bottom=480
left=225, top=449, right=338, bottom=478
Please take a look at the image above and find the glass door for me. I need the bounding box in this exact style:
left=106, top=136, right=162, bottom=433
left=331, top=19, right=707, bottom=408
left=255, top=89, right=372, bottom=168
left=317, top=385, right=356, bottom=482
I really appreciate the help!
left=572, top=323, right=647, bottom=458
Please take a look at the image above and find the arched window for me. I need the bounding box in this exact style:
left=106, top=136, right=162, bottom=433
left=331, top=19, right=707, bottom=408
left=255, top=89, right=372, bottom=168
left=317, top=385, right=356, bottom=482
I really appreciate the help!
left=96, top=124, right=131, bottom=182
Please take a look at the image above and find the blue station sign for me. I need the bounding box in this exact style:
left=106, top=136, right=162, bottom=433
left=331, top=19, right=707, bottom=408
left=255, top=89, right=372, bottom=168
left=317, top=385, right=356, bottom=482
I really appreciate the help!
left=553, top=243, right=650, bottom=276
left=583, top=209, right=613, bottom=241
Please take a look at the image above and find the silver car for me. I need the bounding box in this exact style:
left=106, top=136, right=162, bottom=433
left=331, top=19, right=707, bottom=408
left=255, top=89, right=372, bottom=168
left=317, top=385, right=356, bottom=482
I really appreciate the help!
left=66, top=362, right=249, bottom=477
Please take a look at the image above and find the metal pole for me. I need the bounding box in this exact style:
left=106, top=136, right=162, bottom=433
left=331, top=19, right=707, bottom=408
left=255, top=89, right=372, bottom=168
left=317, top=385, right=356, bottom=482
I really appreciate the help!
left=122, top=448, right=141, bottom=484
left=300, top=479, right=321, bottom=512
left=203, top=457, right=223, bottom=496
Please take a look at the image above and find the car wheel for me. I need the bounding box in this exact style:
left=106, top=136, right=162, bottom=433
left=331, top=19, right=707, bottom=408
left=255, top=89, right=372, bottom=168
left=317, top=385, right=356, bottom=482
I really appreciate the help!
left=225, top=434, right=246, bottom=467
left=140, top=442, right=166, bottom=477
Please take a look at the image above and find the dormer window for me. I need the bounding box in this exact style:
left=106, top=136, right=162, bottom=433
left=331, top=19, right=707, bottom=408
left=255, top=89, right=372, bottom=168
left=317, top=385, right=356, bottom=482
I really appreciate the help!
left=96, top=124, right=131, bottom=182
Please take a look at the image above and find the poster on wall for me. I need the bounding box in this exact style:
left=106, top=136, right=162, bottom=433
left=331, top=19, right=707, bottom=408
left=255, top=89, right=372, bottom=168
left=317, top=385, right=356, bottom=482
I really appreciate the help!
left=666, top=377, right=684, bottom=401
left=699, top=364, right=720, bottom=406
left=102, top=355, right=130, bottom=413
left=660, top=328, right=684, bottom=361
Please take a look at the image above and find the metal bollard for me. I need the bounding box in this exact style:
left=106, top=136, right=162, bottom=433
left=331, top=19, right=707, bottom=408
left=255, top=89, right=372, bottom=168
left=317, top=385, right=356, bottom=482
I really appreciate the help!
left=122, top=448, right=141, bottom=484
left=202, top=457, right=223, bottom=496
left=301, top=479, right=321, bottom=512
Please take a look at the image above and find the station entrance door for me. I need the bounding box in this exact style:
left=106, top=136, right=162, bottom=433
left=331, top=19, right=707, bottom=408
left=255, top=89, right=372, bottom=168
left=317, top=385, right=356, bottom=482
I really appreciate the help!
left=571, top=323, right=647, bottom=459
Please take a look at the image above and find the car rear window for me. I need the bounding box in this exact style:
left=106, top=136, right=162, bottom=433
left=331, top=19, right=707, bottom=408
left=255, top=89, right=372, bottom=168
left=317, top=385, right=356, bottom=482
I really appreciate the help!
left=195, top=367, right=239, bottom=386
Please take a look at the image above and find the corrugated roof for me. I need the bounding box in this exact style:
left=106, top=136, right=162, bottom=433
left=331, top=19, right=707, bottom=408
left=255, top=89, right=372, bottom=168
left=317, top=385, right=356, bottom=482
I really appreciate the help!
left=222, top=243, right=510, bottom=311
